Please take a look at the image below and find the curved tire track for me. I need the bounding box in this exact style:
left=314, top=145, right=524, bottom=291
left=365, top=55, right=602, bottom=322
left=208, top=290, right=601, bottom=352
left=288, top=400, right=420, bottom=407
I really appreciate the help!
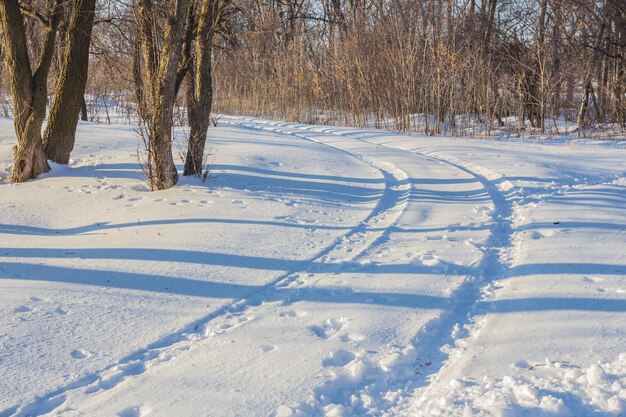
left=7, top=121, right=410, bottom=417
left=231, top=117, right=515, bottom=415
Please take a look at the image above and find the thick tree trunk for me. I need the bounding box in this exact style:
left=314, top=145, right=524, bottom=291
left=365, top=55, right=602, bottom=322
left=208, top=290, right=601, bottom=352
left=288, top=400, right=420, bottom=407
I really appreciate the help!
left=43, top=0, right=96, bottom=164
left=135, top=0, right=190, bottom=190
left=0, top=0, right=60, bottom=182
left=151, top=120, right=179, bottom=189
left=185, top=67, right=213, bottom=176
left=184, top=0, right=218, bottom=176
left=12, top=119, right=50, bottom=182
left=132, top=36, right=150, bottom=122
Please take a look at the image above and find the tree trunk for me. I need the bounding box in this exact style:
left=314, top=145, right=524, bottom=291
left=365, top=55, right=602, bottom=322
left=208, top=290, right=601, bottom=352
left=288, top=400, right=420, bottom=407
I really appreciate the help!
left=577, top=21, right=607, bottom=127
left=135, top=0, right=190, bottom=190
left=483, top=0, right=497, bottom=48
left=577, top=79, right=592, bottom=127
left=617, top=10, right=626, bottom=126
left=184, top=0, right=218, bottom=176
left=80, top=95, right=88, bottom=121
left=43, top=0, right=96, bottom=164
left=551, top=1, right=563, bottom=118
left=132, top=36, right=150, bottom=122
left=0, top=0, right=60, bottom=182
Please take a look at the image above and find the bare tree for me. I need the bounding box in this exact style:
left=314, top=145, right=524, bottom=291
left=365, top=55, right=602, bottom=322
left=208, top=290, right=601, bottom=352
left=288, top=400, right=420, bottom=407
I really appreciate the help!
left=0, top=0, right=62, bottom=182
left=210, top=0, right=625, bottom=136
left=43, top=0, right=96, bottom=164
left=133, top=0, right=191, bottom=190
left=183, top=0, right=222, bottom=176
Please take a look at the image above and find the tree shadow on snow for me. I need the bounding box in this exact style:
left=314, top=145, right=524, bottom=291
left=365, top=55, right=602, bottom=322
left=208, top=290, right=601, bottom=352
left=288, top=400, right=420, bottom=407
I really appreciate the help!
left=1, top=250, right=624, bottom=313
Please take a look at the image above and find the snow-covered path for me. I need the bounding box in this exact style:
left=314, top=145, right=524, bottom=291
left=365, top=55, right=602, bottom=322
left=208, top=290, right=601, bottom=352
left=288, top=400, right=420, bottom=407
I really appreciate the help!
left=0, top=117, right=624, bottom=416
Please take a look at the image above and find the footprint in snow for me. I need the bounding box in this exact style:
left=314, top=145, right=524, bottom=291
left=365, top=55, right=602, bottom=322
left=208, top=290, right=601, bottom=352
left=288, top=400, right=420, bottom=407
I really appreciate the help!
left=279, top=310, right=307, bottom=318
left=260, top=344, right=277, bottom=352
left=85, top=362, right=146, bottom=394
left=419, top=252, right=440, bottom=267
left=583, top=276, right=604, bottom=283
left=531, top=230, right=555, bottom=240
left=309, top=317, right=349, bottom=339
left=340, top=333, right=365, bottom=343
left=14, top=305, right=33, bottom=313
left=171, top=199, right=193, bottom=206
left=209, top=316, right=254, bottom=335
left=54, top=306, right=68, bottom=315
left=322, top=349, right=357, bottom=367
left=531, top=231, right=544, bottom=240
left=70, top=349, right=92, bottom=359
left=117, top=405, right=149, bottom=417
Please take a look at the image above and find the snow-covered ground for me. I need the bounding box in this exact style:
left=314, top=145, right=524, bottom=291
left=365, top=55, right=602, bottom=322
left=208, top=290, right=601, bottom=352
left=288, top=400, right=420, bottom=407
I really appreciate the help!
left=0, top=116, right=624, bottom=417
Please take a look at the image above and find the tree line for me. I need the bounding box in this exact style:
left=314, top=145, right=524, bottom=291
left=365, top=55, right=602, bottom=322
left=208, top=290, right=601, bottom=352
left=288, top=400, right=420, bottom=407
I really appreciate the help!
left=211, top=0, right=625, bottom=134
left=1, top=0, right=624, bottom=190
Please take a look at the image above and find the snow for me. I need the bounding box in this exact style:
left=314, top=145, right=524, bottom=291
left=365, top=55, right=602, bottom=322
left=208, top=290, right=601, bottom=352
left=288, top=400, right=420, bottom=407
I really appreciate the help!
left=0, top=116, right=624, bottom=417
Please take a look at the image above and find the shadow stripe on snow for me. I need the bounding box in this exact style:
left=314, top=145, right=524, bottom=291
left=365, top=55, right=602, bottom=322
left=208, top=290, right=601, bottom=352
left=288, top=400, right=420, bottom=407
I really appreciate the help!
left=6, top=120, right=409, bottom=417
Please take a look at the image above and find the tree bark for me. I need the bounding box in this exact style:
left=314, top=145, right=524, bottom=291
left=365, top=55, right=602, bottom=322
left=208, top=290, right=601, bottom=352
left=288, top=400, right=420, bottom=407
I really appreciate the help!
left=0, top=0, right=61, bottom=182
left=135, top=0, right=190, bottom=190
left=577, top=79, right=592, bottom=127
left=483, top=0, right=497, bottom=48
left=80, top=95, right=88, bottom=121
left=184, top=0, right=219, bottom=176
left=551, top=1, right=563, bottom=118
left=43, top=0, right=96, bottom=164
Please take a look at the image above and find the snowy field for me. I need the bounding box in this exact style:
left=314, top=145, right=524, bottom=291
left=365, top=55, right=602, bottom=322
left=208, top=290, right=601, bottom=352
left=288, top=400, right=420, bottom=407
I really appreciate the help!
left=0, top=116, right=625, bottom=417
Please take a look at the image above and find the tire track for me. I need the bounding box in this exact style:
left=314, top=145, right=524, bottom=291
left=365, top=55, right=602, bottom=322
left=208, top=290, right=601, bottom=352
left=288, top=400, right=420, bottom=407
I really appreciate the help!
left=320, top=126, right=515, bottom=415
left=7, top=122, right=410, bottom=417
left=232, top=118, right=515, bottom=415
left=229, top=119, right=413, bottom=267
